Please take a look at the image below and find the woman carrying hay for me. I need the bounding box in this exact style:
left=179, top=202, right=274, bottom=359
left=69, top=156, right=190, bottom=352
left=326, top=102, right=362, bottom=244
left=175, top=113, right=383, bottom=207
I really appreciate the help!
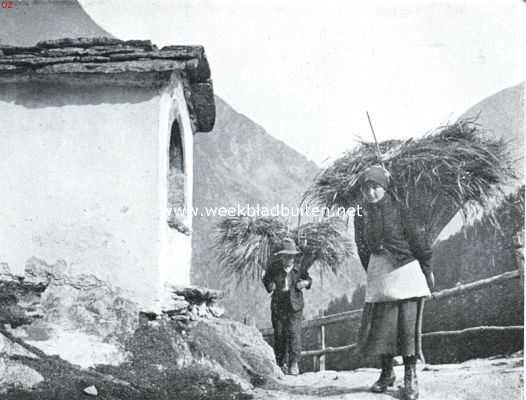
left=354, top=165, right=434, bottom=400
left=302, top=118, right=516, bottom=400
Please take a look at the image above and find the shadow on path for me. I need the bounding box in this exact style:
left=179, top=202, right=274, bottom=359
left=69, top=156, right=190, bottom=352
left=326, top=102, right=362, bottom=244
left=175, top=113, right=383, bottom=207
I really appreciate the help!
left=262, top=381, right=404, bottom=398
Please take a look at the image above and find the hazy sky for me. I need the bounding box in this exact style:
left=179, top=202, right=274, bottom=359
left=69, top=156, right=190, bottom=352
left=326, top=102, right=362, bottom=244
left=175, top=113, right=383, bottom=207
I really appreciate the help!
left=79, top=0, right=525, bottom=164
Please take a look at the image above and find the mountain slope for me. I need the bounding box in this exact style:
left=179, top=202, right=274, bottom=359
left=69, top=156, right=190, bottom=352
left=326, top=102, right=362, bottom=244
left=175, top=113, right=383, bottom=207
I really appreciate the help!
left=460, top=81, right=524, bottom=181
left=0, top=0, right=113, bottom=46
left=436, top=82, right=524, bottom=241
left=427, top=84, right=525, bottom=335
left=192, top=96, right=365, bottom=326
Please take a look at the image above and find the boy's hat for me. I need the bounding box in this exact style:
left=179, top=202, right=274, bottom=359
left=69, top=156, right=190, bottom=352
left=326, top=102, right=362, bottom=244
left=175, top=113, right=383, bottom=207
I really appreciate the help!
left=274, top=237, right=301, bottom=255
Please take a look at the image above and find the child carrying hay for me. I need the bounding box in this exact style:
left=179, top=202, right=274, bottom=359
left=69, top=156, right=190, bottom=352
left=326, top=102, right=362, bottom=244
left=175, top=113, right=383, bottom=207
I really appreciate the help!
left=213, top=216, right=353, bottom=374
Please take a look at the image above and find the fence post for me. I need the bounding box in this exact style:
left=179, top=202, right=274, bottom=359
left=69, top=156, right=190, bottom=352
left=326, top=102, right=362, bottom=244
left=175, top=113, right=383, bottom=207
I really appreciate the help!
left=513, top=231, right=524, bottom=288
left=313, top=322, right=326, bottom=372
left=319, top=324, right=326, bottom=371
left=313, top=354, right=319, bottom=371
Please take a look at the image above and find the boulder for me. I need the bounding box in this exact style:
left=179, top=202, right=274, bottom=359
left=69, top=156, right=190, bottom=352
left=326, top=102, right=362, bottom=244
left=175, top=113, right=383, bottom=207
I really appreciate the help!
left=28, top=258, right=138, bottom=338
left=0, top=332, right=39, bottom=359
left=128, top=317, right=281, bottom=384
left=83, top=385, right=98, bottom=396
left=186, top=318, right=281, bottom=384
left=0, top=358, right=44, bottom=394
left=0, top=332, right=43, bottom=394
left=0, top=265, right=45, bottom=328
left=3, top=258, right=138, bottom=367
left=91, top=316, right=281, bottom=398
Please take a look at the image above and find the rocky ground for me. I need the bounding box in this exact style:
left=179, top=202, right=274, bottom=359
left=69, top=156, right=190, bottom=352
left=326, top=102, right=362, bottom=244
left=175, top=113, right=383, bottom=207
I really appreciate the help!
left=251, top=352, right=523, bottom=400
left=0, top=259, right=281, bottom=399
left=1, top=260, right=523, bottom=399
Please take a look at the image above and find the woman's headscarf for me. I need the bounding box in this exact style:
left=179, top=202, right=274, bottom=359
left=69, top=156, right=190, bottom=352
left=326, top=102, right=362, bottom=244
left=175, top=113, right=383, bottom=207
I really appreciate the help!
left=360, top=165, right=391, bottom=189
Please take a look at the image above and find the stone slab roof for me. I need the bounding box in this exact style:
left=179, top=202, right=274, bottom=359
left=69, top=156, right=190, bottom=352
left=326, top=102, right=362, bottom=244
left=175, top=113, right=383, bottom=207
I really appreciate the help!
left=0, top=37, right=214, bottom=132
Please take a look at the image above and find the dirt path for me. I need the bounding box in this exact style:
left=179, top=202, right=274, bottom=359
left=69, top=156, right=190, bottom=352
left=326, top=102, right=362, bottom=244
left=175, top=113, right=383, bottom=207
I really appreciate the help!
left=252, top=354, right=523, bottom=399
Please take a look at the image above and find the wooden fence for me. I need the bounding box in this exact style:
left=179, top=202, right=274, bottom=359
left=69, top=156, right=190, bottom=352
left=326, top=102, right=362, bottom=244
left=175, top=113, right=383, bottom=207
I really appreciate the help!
left=260, top=269, right=523, bottom=371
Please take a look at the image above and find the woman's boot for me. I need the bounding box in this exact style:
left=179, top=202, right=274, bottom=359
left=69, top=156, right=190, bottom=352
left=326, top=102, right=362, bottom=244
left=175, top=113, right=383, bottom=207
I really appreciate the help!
left=403, top=356, right=418, bottom=400
left=370, top=355, right=396, bottom=393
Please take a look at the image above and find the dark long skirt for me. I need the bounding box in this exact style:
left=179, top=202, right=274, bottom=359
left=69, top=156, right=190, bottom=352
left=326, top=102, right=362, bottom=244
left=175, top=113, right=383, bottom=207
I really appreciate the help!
left=357, top=298, right=424, bottom=357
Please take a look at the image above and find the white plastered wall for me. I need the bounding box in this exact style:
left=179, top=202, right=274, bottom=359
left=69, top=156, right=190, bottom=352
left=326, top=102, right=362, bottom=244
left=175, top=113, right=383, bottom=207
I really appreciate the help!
left=0, top=75, right=196, bottom=310
left=0, top=83, right=162, bottom=307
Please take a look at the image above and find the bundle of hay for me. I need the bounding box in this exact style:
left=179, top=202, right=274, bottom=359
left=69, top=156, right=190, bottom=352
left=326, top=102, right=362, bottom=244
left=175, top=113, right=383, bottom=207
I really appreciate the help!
left=303, top=118, right=518, bottom=242
left=292, top=218, right=354, bottom=275
left=213, top=217, right=288, bottom=283
left=213, top=216, right=353, bottom=285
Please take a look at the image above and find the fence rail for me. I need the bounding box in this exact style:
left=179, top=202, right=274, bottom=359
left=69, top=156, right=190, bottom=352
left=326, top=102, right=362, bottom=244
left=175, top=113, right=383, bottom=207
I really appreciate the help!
left=300, top=325, right=524, bottom=358
left=260, top=269, right=522, bottom=370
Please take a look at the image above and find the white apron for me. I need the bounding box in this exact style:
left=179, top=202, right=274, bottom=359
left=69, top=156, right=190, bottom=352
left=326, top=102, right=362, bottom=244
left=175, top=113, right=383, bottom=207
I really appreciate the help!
left=365, top=253, right=431, bottom=303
